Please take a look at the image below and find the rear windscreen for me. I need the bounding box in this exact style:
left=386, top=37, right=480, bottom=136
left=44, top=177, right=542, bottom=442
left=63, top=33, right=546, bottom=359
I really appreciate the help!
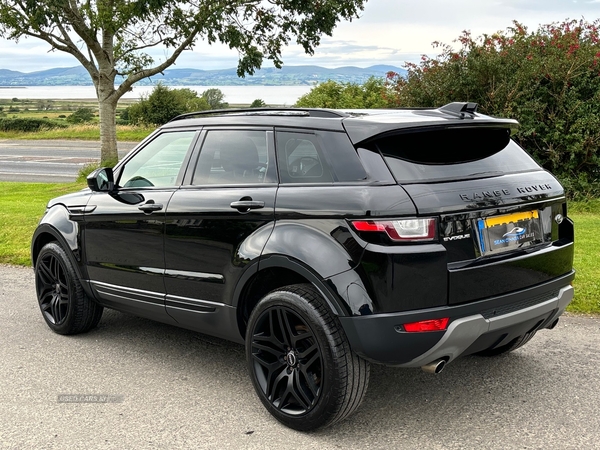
left=373, top=127, right=541, bottom=183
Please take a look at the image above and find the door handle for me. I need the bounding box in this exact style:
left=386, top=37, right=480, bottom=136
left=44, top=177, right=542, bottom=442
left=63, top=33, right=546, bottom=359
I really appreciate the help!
left=230, top=200, right=265, bottom=212
left=138, top=200, right=163, bottom=213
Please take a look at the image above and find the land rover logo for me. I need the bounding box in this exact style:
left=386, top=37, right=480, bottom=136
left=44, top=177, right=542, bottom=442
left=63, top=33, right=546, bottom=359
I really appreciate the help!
left=286, top=351, right=297, bottom=367
left=555, top=214, right=564, bottom=224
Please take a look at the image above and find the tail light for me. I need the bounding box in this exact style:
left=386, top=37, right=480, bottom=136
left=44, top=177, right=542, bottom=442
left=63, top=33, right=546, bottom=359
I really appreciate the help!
left=351, top=218, right=437, bottom=243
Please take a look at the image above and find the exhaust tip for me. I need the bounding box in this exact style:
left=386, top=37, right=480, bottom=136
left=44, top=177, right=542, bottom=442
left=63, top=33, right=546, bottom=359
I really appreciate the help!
left=421, top=359, right=446, bottom=374
left=547, top=318, right=560, bottom=330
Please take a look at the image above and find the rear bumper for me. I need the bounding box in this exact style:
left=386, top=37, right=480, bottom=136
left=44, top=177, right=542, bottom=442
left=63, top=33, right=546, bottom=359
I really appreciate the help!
left=339, top=272, right=574, bottom=367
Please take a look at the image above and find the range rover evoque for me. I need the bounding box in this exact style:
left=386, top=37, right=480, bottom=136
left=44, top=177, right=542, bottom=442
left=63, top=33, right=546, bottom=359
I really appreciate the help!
left=31, top=103, right=575, bottom=431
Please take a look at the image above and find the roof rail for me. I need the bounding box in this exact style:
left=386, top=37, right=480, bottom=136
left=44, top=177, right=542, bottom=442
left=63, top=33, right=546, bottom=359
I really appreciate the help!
left=169, top=107, right=348, bottom=122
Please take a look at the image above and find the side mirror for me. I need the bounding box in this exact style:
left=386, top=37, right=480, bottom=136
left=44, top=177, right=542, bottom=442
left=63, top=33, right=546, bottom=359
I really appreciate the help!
left=87, top=167, right=114, bottom=192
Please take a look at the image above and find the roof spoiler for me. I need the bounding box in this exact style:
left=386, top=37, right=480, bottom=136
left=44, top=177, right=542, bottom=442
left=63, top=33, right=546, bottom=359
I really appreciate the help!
left=438, top=102, right=478, bottom=118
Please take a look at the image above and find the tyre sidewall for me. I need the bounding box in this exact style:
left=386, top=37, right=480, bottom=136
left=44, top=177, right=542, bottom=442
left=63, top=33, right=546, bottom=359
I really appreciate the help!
left=245, top=288, right=345, bottom=431
left=35, top=242, right=82, bottom=334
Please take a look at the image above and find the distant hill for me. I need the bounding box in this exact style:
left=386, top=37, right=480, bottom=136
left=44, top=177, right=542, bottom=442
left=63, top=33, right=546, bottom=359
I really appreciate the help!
left=0, top=65, right=406, bottom=86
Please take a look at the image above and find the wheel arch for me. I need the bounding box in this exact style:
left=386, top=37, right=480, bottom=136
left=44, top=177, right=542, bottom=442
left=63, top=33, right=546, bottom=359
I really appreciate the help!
left=234, top=255, right=352, bottom=339
left=31, top=206, right=86, bottom=283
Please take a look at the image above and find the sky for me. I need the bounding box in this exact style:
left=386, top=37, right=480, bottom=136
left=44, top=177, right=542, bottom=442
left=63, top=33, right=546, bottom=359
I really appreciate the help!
left=0, top=0, right=599, bottom=72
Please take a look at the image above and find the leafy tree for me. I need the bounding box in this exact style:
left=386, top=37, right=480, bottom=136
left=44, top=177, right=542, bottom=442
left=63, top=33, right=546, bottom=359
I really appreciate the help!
left=0, top=1, right=366, bottom=165
left=386, top=19, right=600, bottom=197
left=66, top=107, right=95, bottom=124
left=128, top=84, right=210, bottom=125
left=250, top=99, right=267, bottom=108
left=295, top=77, right=391, bottom=108
left=201, top=88, right=228, bottom=110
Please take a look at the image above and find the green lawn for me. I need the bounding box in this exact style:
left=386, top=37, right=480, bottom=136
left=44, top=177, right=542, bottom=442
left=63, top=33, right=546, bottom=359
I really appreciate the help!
left=0, top=124, right=153, bottom=141
left=0, top=182, right=597, bottom=314
left=569, top=200, right=600, bottom=313
left=0, top=182, right=86, bottom=265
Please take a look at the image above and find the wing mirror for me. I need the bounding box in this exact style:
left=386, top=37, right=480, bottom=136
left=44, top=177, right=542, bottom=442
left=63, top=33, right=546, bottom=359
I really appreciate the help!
left=87, top=167, right=115, bottom=192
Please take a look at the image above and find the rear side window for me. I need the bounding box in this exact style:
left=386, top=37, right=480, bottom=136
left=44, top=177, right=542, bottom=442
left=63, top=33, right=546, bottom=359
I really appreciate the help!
left=192, top=130, right=276, bottom=185
left=276, top=130, right=367, bottom=184
left=374, top=128, right=541, bottom=183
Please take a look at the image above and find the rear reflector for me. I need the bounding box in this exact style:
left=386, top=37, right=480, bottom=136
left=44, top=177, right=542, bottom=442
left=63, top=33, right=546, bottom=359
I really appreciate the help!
left=403, top=318, right=449, bottom=333
left=352, top=218, right=437, bottom=242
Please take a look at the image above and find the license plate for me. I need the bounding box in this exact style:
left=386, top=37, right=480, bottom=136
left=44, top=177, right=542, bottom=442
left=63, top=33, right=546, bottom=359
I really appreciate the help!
left=477, top=210, right=541, bottom=255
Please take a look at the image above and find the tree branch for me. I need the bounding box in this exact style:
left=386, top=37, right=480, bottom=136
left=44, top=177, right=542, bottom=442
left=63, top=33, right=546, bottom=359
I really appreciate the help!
left=115, top=26, right=201, bottom=98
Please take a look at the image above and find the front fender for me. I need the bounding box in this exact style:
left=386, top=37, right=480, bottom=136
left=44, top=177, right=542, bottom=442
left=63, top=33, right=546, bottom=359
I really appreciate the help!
left=31, top=205, right=86, bottom=281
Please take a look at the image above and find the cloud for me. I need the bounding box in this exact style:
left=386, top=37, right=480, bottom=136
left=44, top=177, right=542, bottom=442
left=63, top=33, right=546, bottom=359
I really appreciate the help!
left=0, top=0, right=599, bottom=72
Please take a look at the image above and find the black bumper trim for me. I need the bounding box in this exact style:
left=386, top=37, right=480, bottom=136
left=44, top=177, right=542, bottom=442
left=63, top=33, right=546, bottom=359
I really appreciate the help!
left=339, top=272, right=574, bottom=366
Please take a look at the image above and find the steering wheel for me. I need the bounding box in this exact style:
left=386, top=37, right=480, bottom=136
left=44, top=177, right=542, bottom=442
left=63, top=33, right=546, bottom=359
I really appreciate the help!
left=298, top=157, right=321, bottom=176
left=123, top=176, right=154, bottom=188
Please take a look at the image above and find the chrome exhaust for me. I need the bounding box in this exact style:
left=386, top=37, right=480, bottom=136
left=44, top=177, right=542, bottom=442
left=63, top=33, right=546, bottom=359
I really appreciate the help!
left=421, top=359, right=446, bottom=374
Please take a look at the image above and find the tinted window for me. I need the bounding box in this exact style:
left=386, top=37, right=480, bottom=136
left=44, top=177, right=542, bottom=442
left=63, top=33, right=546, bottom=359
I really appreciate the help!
left=376, top=129, right=541, bottom=183
left=192, top=130, right=275, bottom=185
left=277, top=131, right=333, bottom=183
left=319, top=131, right=367, bottom=182
left=118, top=131, right=195, bottom=188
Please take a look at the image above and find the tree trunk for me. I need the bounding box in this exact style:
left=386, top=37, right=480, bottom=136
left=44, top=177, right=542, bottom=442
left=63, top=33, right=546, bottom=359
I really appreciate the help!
left=96, top=75, right=119, bottom=166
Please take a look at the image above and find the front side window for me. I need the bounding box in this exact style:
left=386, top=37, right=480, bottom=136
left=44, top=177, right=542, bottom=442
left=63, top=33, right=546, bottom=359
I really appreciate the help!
left=192, top=130, right=275, bottom=185
left=118, top=131, right=195, bottom=188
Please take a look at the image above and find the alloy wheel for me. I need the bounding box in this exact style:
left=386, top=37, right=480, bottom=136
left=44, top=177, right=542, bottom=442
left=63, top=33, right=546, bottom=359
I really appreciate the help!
left=250, top=306, right=323, bottom=415
left=36, top=252, right=69, bottom=325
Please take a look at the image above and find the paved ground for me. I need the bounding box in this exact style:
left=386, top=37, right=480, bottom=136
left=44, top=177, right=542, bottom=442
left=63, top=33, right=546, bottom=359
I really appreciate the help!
left=1, top=264, right=599, bottom=449
left=0, top=140, right=138, bottom=182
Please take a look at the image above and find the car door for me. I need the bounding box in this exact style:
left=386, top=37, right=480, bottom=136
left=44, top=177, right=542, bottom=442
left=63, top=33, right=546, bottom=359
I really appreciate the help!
left=163, top=128, right=277, bottom=339
left=83, top=130, right=199, bottom=322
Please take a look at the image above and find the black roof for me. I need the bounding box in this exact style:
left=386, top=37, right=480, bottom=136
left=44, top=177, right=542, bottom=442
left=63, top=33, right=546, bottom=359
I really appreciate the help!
left=162, top=103, right=519, bottom=145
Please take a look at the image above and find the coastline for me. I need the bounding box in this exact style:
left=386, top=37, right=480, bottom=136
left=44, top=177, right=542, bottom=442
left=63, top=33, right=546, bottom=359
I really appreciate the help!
left=0, top=85, right=311, bottom=104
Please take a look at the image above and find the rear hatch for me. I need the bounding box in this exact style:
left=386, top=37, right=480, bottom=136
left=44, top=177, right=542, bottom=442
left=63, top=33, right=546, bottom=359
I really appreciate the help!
left=371, top=126, right=574, bottom=305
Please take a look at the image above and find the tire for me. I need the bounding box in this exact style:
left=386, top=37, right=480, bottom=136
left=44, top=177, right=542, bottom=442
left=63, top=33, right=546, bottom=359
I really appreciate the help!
left=245, top=284, right=370, bottom=431
left=34, top=242, right=103, bottom=335
left=475, top=331, right=537, bottom=357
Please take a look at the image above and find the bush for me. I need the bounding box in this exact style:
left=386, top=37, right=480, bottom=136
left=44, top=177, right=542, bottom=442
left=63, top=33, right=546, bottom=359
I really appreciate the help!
left=386, top=19, right=600, bottom=188
left=295, top=77, right=391, bottom=109
left=201, top=88, right=228, bottom=109
left=0, top=118, right=67, bottom=132
left=128, top=84, right=212, bottom=125
left=67, top=107, right=95, bottom=124
left=250, top=99, right=267, bottom=108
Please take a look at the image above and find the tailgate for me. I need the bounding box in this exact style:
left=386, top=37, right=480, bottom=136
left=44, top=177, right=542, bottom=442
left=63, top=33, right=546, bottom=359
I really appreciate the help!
left=402, top=171, right=574, bottom=304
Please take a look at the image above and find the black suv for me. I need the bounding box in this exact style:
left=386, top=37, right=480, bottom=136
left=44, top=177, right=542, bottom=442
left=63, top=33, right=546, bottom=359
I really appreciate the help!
left=32, top=103, right=575, bottom=431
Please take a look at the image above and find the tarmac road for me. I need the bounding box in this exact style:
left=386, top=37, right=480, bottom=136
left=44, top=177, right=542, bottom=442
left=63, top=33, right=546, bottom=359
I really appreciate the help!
left=0, top=140, right=138, bottom=182
left=1, top=264, right=599, bottom=449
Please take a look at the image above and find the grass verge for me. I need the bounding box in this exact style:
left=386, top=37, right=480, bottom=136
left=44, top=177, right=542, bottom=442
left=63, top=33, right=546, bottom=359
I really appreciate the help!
left=568, top=199, right=600, bottom=314
left=0, top=124, right=153, bottom=141
left=0, top=182, right=85, bottom=265
left=0, top=182, right=598, bottom=314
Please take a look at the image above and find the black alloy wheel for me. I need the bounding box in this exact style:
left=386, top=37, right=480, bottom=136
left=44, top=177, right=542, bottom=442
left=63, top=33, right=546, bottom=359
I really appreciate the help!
left=36, top=249, right=69, bottom=326
left=35, top=242, right=103, bottom=335
left=246, top=284, right=370, bottom=431
left=250, top=305, right=323, bottom=415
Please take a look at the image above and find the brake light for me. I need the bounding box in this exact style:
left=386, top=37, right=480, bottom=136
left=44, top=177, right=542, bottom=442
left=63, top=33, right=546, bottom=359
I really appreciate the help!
left=352, top=218, right=437, bottom=242
left=403, top=318, right=449, bottom=333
